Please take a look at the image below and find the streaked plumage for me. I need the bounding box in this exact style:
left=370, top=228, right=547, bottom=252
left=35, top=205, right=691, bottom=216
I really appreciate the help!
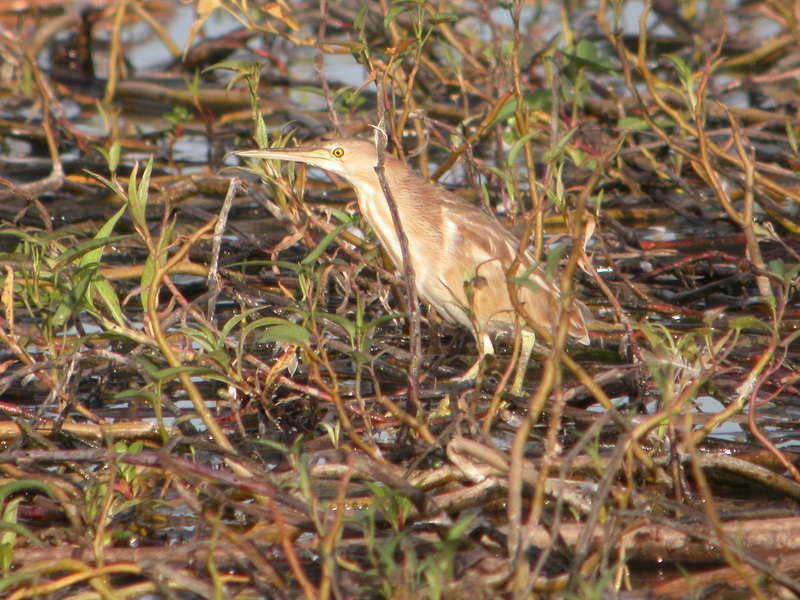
left=237, top=138, right=591, bottom=388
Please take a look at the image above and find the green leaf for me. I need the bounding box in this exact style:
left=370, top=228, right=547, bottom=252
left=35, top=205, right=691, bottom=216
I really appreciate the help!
left=203, top=348, right=231, bottom=370
left=142, top=364, right=231, bottom=385
left=488, top=92, right=550, bottom=127
left=506, top=133, right=537, bottom=168
left=508, top=275, right=544, bottom=293
left=365, top=312, right=404, bottom=333
left=482, top=165, right=514, bottom=185
left=108, top=140, right=120, bottom=173
left=127, top=440, right=144, bottom=454
left=54, top=234, right=128, bottom=271
left=446, top=512, right=476, bottom=541
left=84, top=170, right=126, bottom=200
left=301, top=216, right=353, bottom=266
left=768, top=259, right=785, bottom=280
left=786, top=122, right=798, bottom=155
left=0, top=520, right=45, bottom=549
left=0, top=573, right=35, bottom=594
left=541, top=127, right=578, bottom=164
left=430, top=11, right=458, bottom=24
left=618, top=116, right=651, bottom=131
left=354, top=4, right=369, bottom=29
left=320, top=313, right=357, bottom=340
left=384, top=2, right=411, bottom=27
left=255, top=112, right=269, bottom=148
left=49, top=265, right=96, bottom=328
left=140, top=254, right=155, bottom=313
left=664, top=53, right=690, bottom=83
left=561, top=39, right=617, bottom=75
left=94, top=278, right=125, bottom=327
left=219, top=306, right=268, bottom=339
left=0, top=480, right=56, bottom=504
left=255, top=323, right=312, bottom=345
left=127, top=161, right=142, bottom=229
left=115, top=388, right=160, bottom=404
left=728, top=317, right=774, bottom=333
left=136, top=156, right=154, bottom=216
left=242, top=316, right=310, bottom=346
left=207, top=60, right=262, bottom=94
left=79, top=205, right=128, bottom=269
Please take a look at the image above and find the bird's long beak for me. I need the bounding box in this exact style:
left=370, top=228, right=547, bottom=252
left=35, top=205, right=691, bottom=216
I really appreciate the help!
left=235, top=146, right=330, bottom=168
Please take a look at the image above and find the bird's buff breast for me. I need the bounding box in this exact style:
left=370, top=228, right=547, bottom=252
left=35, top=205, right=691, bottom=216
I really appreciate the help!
left=355, top=186, right=459, bottom=314
left=356, top=186, right=517, bottom=334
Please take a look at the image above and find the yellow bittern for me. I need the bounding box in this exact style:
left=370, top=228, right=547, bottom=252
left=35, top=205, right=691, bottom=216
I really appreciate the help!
left=237, top=138, right=591, bottom=391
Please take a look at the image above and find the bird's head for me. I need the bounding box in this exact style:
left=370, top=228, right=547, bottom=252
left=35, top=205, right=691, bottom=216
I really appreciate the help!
left=236, top=138, right=388, bottom=189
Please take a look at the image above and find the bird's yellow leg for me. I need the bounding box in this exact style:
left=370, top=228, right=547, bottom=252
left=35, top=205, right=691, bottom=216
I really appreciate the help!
left=460, top=360, right=481, bottom=382
left=510, top=331, right=535, bottom=395
left=461, top=333, right=494, bottom=382
left=433, top=333, right=493, bottom=418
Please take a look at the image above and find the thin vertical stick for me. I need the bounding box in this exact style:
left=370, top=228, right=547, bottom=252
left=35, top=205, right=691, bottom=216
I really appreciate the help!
left=373, top=73, right=423, bottom=419
left=315, top=0, right=344, bottom=138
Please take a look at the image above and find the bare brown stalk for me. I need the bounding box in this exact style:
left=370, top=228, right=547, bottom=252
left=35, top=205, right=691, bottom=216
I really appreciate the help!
left=374, top=73, right=424, bottom=420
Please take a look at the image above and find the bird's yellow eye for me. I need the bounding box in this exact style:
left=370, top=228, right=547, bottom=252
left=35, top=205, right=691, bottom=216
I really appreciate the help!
left=331, top=147, right=345, bottom=158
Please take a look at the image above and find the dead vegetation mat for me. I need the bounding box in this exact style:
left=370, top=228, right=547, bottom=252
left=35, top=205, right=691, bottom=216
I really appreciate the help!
left=0, top=0, right=799, bottom=598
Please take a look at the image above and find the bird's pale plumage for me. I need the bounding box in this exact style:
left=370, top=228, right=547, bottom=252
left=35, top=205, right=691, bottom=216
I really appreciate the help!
left=237, top=138, right=591, bottom=386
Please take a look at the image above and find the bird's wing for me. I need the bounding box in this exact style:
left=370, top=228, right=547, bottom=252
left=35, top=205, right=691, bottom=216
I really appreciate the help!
left=436, top=194, right=590, bottom=342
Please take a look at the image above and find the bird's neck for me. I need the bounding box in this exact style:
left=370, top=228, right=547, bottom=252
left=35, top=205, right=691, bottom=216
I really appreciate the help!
left=354, top=179, right=406, bottom=268
left=353, top=164, right=445, bottom=272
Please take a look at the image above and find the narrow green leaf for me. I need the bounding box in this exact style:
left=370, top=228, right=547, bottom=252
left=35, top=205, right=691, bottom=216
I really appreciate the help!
left=78, top=204, right=128, bottom=270
left=115, top=389, right=160, bottom=404
left=84, top=170, right=126, bottom=200
left=301, top=216, right=353, bottom=266
left=542, top=127, right=578, bottom=163
left=108, top=140, right=120, bottom=173
left=562, top=39, right=617, bottom=74
left=0, top=521, right=46, bottom=549
left=54, top=234, right=128, bottom=271
left=144, top=365, right=230, bottom=384
left=769, top=259, right=785, bottom=279
left=384, top=2, right=410, bottom=27
left=252, top=439, right=291, bottom=453
left=242, top=316, right=310, bottom=346
left=488, top=92, right=550, bottom=127
left=255, top=323, right=312, bottom=345
left=507, top=132, right=537, bottom=168
left=365, top=312, right=404, bottom=333
left=618, top=116, right=651, bottom=131
left=0, top=573, right=35, bottom=594
left=140, top=254, right=155, bottom=313
left=430, top=11, right=458, bottom=24
left=482, top=165, right=514, bottom=185
left=320, top=313, right=357, bottom=340
left=786, top=123, right=798, bottom=155
left=127, top=161, right=141, bottom=224
left=94, top=278, right=125, bottom=327
left=136, top=156, right=154, bottom=212
left=0, top=480, right=56, bottom=504
left=49, top=266, right=96, bottom=328
left=447, top=513, right=477, bottom=541
left=219, top=306, right=267, bottom=339
left=664, top=53, right=691, bottom=89
left=728, top=317, right=774, bottom=333
left=354, top=4, right=369, bottom=29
